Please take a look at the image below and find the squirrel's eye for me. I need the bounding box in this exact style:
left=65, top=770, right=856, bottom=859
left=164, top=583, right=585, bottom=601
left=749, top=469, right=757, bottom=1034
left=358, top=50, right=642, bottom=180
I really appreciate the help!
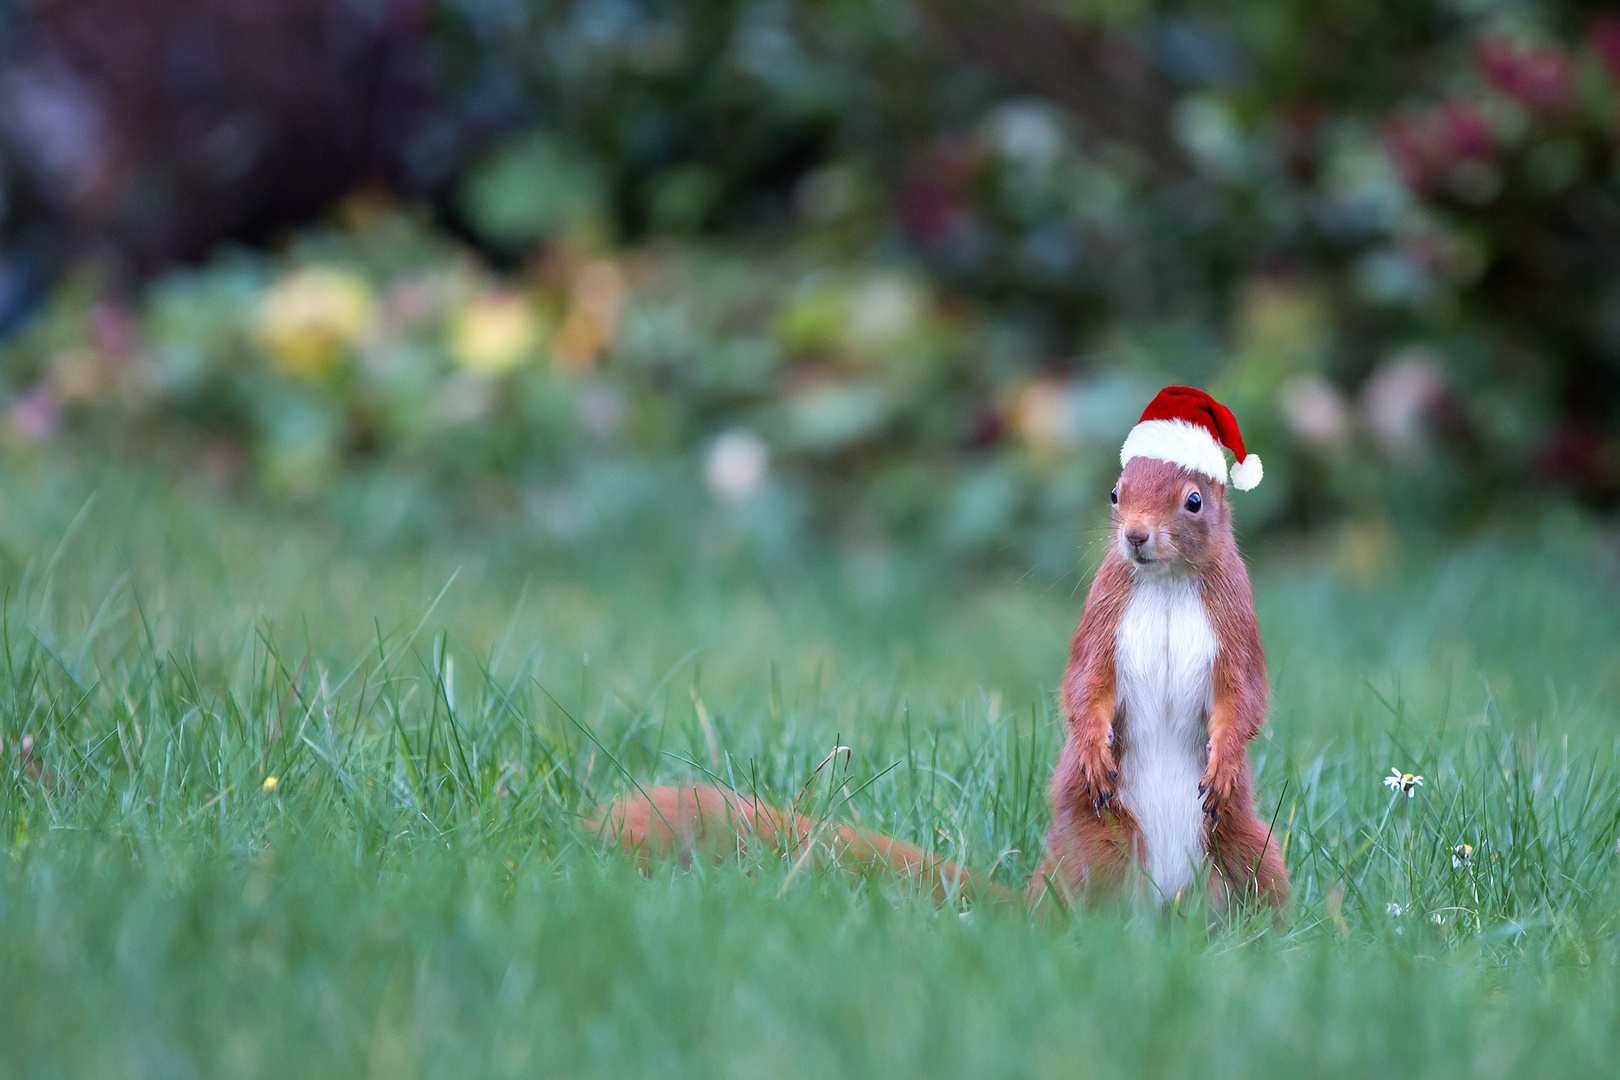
left=1110, top=487, right=1118, bottom=505
left=1184, top=492, right=1202, bottom=513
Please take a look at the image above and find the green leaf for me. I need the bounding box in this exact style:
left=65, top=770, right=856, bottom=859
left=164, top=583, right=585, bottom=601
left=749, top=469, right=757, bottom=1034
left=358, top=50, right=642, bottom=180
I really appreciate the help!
left=458, top=133, right=607, bottom=248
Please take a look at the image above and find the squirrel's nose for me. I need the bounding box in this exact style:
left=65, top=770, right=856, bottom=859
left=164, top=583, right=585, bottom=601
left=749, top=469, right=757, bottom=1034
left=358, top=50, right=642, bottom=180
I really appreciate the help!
left=1125, top=528, right=1150, bottom=549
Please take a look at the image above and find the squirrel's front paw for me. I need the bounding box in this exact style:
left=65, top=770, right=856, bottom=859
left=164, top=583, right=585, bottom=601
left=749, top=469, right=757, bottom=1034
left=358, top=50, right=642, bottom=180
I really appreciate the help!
left=1077, top=740, right=1119, bottom=815
left=1197, top=741, right=1240, bottom=819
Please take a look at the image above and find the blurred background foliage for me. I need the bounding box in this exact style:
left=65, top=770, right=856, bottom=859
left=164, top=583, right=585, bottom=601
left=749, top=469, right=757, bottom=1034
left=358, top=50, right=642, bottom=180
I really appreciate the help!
left=1, top=0, right=1618, bottom=569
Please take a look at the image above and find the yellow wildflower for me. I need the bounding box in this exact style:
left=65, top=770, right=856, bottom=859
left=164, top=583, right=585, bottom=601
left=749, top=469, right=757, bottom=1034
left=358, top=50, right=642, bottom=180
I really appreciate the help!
left=258, top=267, right=376, bottom=379
left=449, top=289, right=541, bottom=376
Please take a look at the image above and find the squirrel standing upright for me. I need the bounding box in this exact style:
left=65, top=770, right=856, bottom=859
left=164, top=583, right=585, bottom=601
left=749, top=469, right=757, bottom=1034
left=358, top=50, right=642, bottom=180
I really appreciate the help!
left=599, top=386, right=1289, bottom=914
left=1033, top=386, right=1287, bottom=910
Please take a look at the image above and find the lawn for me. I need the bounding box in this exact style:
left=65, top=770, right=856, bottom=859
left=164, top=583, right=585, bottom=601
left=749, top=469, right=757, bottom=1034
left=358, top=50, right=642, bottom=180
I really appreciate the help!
left=2, top=459, right=1619, bottom=1079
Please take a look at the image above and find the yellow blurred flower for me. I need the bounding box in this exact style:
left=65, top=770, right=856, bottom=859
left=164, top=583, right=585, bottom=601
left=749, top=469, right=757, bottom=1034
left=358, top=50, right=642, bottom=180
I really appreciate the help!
left=1006, top=379, right=1079, bottom=455
left=449, top=289, right=541, bottom=376
left=1335, top=515, right=1393, bottom=580
left=258, top=267, right=377, bottom=379
left=50, top=348, right=111, bottom=404
left=775, top=273, right=928, bottom=368
left=262, top=775, right=279, bottom=793
left=1236, top=278, right=1329, bottom=373
left=774, top=279, right=848, bottom=357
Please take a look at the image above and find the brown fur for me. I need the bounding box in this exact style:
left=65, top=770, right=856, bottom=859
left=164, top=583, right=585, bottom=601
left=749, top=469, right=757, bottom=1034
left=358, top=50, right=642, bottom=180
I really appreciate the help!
left=597, top=457, right=1289, bottom=916
left=592, top=783, right=1010, bottom=904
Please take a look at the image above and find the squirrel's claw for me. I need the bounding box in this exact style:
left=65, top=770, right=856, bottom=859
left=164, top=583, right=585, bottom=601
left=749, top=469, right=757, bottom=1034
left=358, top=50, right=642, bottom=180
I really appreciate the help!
left=1198, top=742, right=1239, bottom=817
left=1089, top=781, right=1116, bottom=817
left=1077, top=741, right=1118, bottom=816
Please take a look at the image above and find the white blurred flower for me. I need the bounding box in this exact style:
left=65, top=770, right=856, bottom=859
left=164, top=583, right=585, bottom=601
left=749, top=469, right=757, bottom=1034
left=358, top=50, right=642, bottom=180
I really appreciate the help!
left=706, top=430, right=769, bottom=501
left=793, top=164, right=856, bottom=223
left=435, top=374, right=494, bottom=425
left=1387, top=902, right=1404, bottom=916
left=848, top=276, right=924, bottom=348
left=1362, top=349, right=1445, bottom=458
left=1383, top=767, right=1424, bottom=797
left=1279, top=375, right=1351, bottom=449
left=1452, top=843, right=1474, bottom=868
left=576, top=382, right=625, bottom=441
left=985, top=99, right=1068, bottom=171
left=385, top=273, right=444, bottom=325
left=1172, top=95, right=1248, bottom=178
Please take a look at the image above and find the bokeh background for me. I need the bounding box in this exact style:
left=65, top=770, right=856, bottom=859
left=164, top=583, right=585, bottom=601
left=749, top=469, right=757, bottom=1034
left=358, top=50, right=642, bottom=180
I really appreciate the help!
left=2, top=0, right=1619, bottom=566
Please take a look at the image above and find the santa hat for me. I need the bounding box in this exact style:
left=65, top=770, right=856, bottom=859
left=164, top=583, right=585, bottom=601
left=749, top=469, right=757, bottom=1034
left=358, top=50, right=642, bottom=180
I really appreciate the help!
left=1120, top=386, right=1263, bottom=490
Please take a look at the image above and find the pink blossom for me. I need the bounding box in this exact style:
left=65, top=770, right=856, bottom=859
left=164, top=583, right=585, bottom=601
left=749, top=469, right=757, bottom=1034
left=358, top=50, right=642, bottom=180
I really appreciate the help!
left=898, top=179, right=968, bottom=245
left=1383, top=104, right=1494, bottom=192
left=899, top=134, right=980, bottom=245
left=1440, top=104, right=1493, bottom=160
left=91, top=302, right=140, bottom=357
left=1383, top=114, right=1434, bottom=191
left=1479, top=38, right=1572, bottom=111
left=6, top=386, right=60, bottom=443
left=1591, top=16, right=1620, bottom=82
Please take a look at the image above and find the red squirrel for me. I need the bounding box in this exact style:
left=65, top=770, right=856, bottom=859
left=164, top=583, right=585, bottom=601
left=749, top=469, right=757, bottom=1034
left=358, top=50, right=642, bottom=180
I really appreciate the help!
left=597, top=387, right=1289, bottom=914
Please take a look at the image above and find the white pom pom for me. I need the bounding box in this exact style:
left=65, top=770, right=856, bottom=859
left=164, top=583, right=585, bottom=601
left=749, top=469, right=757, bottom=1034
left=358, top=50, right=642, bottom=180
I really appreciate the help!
left=1230, top=454, right=1262, bottom=490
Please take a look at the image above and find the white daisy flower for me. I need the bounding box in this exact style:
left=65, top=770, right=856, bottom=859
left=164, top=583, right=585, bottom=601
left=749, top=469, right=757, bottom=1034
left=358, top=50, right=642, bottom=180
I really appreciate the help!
left=1383, top=768, right=1423, bottom=797
left=1452, top=843, right=1474, bottom=868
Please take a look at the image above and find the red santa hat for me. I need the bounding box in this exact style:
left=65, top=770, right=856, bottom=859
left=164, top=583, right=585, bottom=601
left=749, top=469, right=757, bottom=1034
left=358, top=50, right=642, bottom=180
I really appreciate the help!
left=1120, top=386, right=1263, bottom=490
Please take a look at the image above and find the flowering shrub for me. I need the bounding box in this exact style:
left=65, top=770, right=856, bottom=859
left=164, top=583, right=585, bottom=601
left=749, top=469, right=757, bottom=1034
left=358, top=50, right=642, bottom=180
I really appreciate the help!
left=0, top=205, right=1163, bottom=563
left=2, top=2, right=1619, bottom=556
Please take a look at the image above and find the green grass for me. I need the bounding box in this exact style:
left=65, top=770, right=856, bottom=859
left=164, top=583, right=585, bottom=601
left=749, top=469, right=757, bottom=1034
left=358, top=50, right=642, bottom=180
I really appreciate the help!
left=3, top=461, right=1620, bottom=1078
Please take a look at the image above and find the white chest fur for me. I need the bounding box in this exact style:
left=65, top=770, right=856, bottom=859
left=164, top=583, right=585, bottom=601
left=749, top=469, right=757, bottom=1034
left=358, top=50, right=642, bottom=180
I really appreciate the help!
left=1113, top=574, right=1218, bottom=901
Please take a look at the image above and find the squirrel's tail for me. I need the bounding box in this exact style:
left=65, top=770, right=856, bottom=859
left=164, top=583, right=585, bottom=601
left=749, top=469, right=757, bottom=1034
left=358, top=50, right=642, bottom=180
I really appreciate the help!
left=591, top=784, right=1011, bottom=904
